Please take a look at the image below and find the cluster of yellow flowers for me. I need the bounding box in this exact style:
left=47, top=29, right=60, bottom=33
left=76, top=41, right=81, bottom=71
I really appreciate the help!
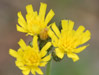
left=9, top=2, right=91, bottom=75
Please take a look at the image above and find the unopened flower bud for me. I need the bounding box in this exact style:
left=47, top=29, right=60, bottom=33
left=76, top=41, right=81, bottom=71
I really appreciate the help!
left=40, top=28, right=48, bottom=40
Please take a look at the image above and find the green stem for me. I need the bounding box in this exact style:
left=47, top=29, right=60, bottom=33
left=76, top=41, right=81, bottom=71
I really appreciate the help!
left=46, top=60, right=52, bottom=75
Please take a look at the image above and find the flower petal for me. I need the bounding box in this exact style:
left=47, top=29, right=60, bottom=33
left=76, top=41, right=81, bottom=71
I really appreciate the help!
left=61, top=20, right=68, bottom=30
left=17, top=11, right=27, bottom=28
left=48, top=29, right=58, bottom=47
left=61, top=20, right=74, bottom=31
left=18, top=39, right=27, bottom=50
left=26, top=4, right=34, bottom=14
left=16, top=25, right=27, bottom=32
left=15, top=61, right=24, bottom=67
left=74, top=45, right=89, bottom=53
left=40, top=42, right=51, bottom=57
left=75, top=25, right=85, bottom=35
left=35, top=67, right=43, bottom=74
left=39, top=3, right=47, bottom=21
left=18, top=65, right=29, bottom=70
left=40, top=62, right=47, bottom=67
left=40, top=51, right=47, bottom=58
left=43, top=42, right=52, bottom=50
left=55, top=48, right=64, bottom=59
left=9, top=49, right=18, bottom=58
left=52, top=23, right=61, bottom=38
left=41, top=54, right=51, bottom=62
left=32, top=35, right=39, bottom=52
left=81, top=30, right=91, bottom=44
left=31, top=68, right=36, bottom=75
left=67, top=53, right=79, bottom=62
left=22, top=69, right=30, bottom=75
left=45, top=9, right=55, bottom=25
left=68, top=20, right=74, bottom=30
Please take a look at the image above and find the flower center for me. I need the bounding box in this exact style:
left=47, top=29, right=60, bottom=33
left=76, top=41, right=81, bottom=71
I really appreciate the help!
left=58, top=35, right=74, bottom=52
left=27, top=16, right=46, bottom=34
left=23, top=49, right=41, bottom=66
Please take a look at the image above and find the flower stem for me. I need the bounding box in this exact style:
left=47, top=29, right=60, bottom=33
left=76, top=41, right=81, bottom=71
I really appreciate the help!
left=46, top=60, right=52, bottom=75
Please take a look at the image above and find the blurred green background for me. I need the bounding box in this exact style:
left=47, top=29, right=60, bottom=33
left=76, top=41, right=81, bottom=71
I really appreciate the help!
left=0, top=0, right=99, bottom=75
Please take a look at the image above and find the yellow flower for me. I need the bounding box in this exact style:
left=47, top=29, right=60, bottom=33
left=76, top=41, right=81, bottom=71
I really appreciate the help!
left=16, top=2, right=55, bottom=38
left=48, top=20, right=91, bottom=62
left=9, top=35, right=51, bottom=75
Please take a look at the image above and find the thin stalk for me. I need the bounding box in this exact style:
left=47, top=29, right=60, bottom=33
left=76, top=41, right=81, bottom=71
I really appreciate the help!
left=46, top=60, right=52, bottom=75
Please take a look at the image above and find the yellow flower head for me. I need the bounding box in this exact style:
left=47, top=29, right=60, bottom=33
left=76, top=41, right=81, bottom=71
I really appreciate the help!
left=16, top=2, right=55, bottom=38
left=9, top=36, right=51, bottom=75
left=48, top=20, right=91, bottom=62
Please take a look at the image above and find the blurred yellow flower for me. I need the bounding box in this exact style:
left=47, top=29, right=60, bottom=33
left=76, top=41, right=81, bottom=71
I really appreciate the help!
left=16, top=2, right=55, bottom=38
left=48, top=20, right=91, bottom=62
left=9, top=35, right=51, bottom=75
